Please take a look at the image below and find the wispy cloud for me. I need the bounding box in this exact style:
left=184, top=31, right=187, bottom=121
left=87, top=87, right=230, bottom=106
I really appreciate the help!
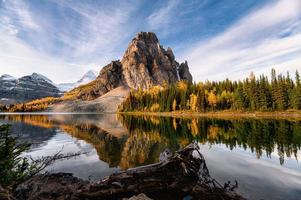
left=53, top=1, right=138, bottom=58
left=145, top=0, right=204, bottom=39
left=0, top=0, right=300, bottom=83
left=183, top=0, right=301, bottom=81
left=0, top=0, right=40, bottom=33
left=0, top=0, right=141, bottom=83
left=146, top=0, right=180, bottom=31
left=12, top=0, right=40, bottom=31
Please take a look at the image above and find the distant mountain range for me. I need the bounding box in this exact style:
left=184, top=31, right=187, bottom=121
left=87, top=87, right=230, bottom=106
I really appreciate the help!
left=51, top=32, right=192, bottom=112
left=1, top=32, right=193, bottom=112
left=0, top=73, right=61, bottom=105
left=57, top=70, right=97, bottom=92
left=68, top=32, right=192, bottom=102
left=0, top=70, right=97, bottom=105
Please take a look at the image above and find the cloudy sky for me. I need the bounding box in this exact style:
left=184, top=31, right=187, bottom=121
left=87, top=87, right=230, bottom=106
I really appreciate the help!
left=0, top=0, right=301, bottom=83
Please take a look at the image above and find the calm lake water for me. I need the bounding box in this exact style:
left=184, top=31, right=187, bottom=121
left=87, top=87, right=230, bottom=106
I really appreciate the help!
left=0, top=113, right=301, bottom=200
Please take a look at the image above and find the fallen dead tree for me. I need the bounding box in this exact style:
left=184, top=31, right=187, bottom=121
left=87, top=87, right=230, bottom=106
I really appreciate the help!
left=14, top=142, right=244, bottom=200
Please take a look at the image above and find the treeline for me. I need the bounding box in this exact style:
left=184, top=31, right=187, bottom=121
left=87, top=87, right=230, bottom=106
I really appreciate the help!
left=119, top=69, right=301, bottom=112
left=0, top=91, right=78, bottom=112
left=0, top=97, right=62, bottom=112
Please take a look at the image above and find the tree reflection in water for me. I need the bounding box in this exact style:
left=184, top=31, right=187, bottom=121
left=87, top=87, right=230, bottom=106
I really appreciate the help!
left=120, top=115, right=301, bottom=165
left=1, top=114, right=300, bottom=168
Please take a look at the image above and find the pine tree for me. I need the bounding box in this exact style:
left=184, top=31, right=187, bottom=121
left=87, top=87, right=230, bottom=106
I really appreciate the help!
left=198, top=89, right=206, bottom=112
left=275, top=75, right=289, bottom=110
left=292, top=70, right=301, bottom=109
left=271, top=68, right=278, bottom=110
left=119, top=69, right=301, bottom=112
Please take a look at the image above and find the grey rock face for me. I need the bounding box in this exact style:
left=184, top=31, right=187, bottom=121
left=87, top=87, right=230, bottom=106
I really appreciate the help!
left=179, top=61, right=193, bottom=83
left=77, top=61, right=124, bottom=100
left=121, top=32, right=179, bottom=90
left=72, top=32, right=193, bottom=100
left=0, top=73, right=61, bottom=105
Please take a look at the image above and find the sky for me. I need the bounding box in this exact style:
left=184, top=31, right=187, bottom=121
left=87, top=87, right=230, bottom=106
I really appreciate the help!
left=0, top=0, right=301, bottom=83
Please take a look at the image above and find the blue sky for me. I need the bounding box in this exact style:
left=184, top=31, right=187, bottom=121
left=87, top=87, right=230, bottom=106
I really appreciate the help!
left=0, top=0, right=301, bottom=83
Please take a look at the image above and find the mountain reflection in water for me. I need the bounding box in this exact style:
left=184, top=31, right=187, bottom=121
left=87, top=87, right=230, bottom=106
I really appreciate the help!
left=0, top=114, right=300, bottom=199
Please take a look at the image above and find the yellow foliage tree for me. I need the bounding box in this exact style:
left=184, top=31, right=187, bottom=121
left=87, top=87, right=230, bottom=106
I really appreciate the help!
left=148, top=85, right=161, bottom=99
left=172, top=118, right=177, bottom=130
left=189, top=93, right=198, bottom=112
left=190, top=119, right=199, bottom=136
left=150, top=103, right=160, bottom=112
left=208, top=125, right=220, bottom=140
left=177, top=80, right=188, bottom=91
left=208, top=90, right=217, bottom=111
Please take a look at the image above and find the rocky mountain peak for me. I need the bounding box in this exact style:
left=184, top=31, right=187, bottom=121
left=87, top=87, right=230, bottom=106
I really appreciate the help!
left=78, top=70, right=97, bottom=83
left=57, top=70, right=97, bottom=92
left=71, top=32, right=193, bottom=100
left=166, top=47, right=175, bottom=61
left=30, top=73, right=54, bottom=84
left=0, top=74, right=16, bottom=81
left=134, top=32, right=159, bottom=44
left=0, top=73, right=61, bottom=105
left=121, top=32, right=187, bottom=90
left=179, top=61, right=193, bottom=83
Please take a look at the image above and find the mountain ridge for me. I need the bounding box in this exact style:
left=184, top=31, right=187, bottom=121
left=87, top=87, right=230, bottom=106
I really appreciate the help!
left=70, top=32, right=193, bottom=101
left=49, top=32, right=193, bottom=112
left=3, top=32, right=193, bottom=112
left=0, top=70, right=97, bottom=105
left=57, top=70, right=97, bottom=92
left=0, top=73, right=61, bottom=105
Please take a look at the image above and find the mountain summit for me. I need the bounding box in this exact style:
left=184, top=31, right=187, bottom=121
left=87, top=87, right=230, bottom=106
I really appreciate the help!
left=74, top=32, right=192, bottom=100
left=121, top=32, right=192, bottom=89
left=57, top=70, right=97, bottom=92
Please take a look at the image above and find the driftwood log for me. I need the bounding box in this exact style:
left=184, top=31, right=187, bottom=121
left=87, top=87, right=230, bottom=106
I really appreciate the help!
left=14, top=142, right=244, bottom=200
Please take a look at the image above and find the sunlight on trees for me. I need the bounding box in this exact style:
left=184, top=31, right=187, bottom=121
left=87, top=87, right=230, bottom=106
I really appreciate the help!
left=208, top=91, right=217, bottom=111
left=119, top=69, right=301, bottom=113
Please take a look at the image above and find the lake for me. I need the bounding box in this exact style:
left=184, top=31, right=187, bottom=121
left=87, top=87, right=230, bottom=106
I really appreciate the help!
left=0, top=113, right=300, bottom=200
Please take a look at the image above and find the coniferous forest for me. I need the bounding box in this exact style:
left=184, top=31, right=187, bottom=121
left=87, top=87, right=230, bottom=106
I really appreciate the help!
left=119, top=69, right=301, bottom=112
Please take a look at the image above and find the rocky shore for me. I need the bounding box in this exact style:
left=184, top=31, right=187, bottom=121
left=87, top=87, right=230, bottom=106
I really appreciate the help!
left=1, top=143, right=244, bottom=200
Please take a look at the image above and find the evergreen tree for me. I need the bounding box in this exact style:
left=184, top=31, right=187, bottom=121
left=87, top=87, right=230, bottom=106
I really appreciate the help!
left=118, top=69, right=301, bottom=113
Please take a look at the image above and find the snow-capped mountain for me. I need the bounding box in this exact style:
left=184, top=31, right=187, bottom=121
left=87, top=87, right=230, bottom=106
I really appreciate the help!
left=30, top=72, right=55, bottom=85
left=0, top=74, right=16, bottom=81
left=57, top=70, right=97, bottom=92
left=0, top=70, right=97, bottom=105
left=0, top=73, right=61, bottom=105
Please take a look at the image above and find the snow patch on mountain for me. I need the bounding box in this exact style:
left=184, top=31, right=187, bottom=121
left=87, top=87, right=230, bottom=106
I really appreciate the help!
left=57, top=70, right=97, bottom=92
left=30, top=73, right=55, bottom=84
left=0, top=73, right=61, bottom=105
left=0, top=74, right=16, bottom=81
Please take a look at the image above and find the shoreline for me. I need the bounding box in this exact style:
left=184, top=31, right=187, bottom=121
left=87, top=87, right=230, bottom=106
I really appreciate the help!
left=118, top=110, right=301, bottom=120
left=1, top=110, right=301, bottom=120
